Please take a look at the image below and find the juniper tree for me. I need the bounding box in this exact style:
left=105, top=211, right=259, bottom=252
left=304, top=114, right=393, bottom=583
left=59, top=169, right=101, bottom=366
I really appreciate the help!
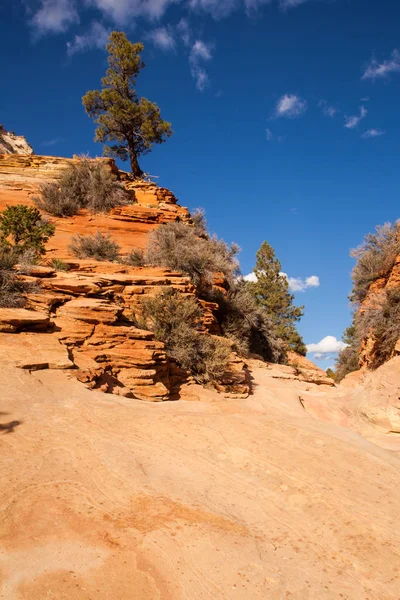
left=247, top=241, right=307, bottom=355
left=82, top=32, right=172, bottom=179
left=0, top=205, right=55, bottom=256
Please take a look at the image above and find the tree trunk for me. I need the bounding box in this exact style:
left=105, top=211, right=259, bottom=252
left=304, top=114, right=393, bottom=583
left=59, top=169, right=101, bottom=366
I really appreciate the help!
left=129, top=151, right=144, bottom=180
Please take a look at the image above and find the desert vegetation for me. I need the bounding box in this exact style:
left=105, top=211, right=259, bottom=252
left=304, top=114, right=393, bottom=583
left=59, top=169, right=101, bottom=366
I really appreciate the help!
left=34, top=158, right=130, bottom=217
left=83, top=31, right=172, bottom=179
left=137, top=289, right=231, bottom=384
left=336, top=221, right=400, bottom=380
left=69, top=232, right=121, bottom=261
left=0, top=205, right=54, bottom=307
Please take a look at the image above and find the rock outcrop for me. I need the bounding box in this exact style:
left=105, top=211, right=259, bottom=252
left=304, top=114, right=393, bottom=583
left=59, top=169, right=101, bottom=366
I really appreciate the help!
left=0, top=127, right=33, bottom=155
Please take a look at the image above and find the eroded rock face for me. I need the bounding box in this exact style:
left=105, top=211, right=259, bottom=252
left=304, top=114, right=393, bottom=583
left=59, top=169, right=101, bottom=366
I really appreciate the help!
left=0, top=129, right=33, bottom=155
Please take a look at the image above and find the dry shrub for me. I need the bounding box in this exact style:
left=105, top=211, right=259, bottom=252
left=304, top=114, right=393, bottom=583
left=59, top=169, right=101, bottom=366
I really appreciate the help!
left=34, top=158, right=130, bottom=217
left=122, top=248, right=146, bottom=266
left=356, top=288, right=400, bottom=368
left=69, top=232, right=120, bottom=262
left=211, top=282, right=286, bottom=363
left=146, top=221, right=240, bottom=293
left=0, top=249, right=38, bottom=308
left=137, top=288, right=230, bottom=384
left=350, top=221, right=400, bottom=304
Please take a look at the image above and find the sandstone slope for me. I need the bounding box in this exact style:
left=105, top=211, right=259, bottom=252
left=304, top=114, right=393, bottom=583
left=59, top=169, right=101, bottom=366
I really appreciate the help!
left=0, top=360, right=399, bottom=599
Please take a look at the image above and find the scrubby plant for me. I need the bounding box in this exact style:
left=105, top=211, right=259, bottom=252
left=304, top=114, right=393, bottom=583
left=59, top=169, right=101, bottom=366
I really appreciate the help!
left=69, top=232, right=121, bottom=262
left=137, top=288, right=231, bottom=384
left=350, top=221, right=400, bottom=304
left=34, top=159, right=130, bottom=217
left=49, top=258, right=70, bottom=271
left=0, top=249, right=36, bottom=308
left=0, top=205, right=55, bottom=256
left=122, top=248, right=146, bottom=266
left=146, top=221, right=240, bottom=293
left=211, top=282, right=286, bottom=363
left=17, top=248, right=38, bottom=275
left=356, top=288, right=400, bottom=369
left=335, top=324, right=360, bottom=382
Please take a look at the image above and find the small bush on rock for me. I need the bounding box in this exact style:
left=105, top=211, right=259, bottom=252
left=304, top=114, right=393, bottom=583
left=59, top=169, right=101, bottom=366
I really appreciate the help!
left=350, top=221, right=400, bottom=304
left=137, top=288, right=231, bottom=384
left=0, top=249, right=37, bottom=308
left=122, top=248, right=146, bottom=266
left=0, top=205, right=55, bottom=257
left=34, top=158, right=130, bottom=217
left=146, top=221, right=240, bottom=293
left=69, top=232, right=121, bottom=261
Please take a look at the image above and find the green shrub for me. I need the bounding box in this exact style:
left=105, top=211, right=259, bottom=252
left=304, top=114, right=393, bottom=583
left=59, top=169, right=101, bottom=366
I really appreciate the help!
left=350, top=221, right=400, bottom=304
left=34, top=158, right=130, bottom=217
left=146, top=221, right=240, bottom=293
left=0, top=205, right=55, bottom=256
left=69, top=232, right=121, bottom=261
left=137, top=288, right=231, bottom=384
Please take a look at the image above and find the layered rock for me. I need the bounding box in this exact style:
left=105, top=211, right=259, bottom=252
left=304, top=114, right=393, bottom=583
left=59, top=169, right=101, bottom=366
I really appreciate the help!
left=0, top=154, right=191, bottom=257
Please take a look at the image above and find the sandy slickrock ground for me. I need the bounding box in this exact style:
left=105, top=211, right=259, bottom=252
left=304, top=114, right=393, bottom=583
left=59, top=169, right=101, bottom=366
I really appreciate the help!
left=0, top=361, right=399, bottom=599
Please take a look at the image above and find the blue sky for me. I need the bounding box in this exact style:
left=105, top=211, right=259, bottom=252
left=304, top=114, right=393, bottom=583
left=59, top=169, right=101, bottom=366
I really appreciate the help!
left=2, top=0, right=400, bottom=368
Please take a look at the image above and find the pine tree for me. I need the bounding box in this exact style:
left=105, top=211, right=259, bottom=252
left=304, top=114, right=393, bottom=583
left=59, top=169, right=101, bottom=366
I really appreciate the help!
left=0, top=205, right=55, bottom=256
left=247, top=241, right=306, bottom=355
left=82, top=32, right=172, bottom=179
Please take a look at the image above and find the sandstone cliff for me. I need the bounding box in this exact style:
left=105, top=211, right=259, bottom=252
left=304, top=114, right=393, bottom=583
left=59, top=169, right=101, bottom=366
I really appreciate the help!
left=0, top=126, right=33, bottom=155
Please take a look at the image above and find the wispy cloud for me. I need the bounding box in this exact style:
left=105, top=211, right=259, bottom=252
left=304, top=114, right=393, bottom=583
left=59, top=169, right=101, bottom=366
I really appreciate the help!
left=85, top=0, right=174, bottom=23
left=243, top=271, right=320, bottom=292
left=276, top=94, right=307, bottom=118
left=362, top=49, right=400, bottom=81
left=189, top=39, right=213, bottom=91
left=307, top=336, right=347, bottom=354
left=319, top=99, right=338, bottom=118
left=177, top=18, right=192, bottom=47
left=266, top=128, right=274, bottom=141
left=279, top=0, right=308, bottom=8
left=40, top=137, right=65, bottom=147
left=66, top=21, right=109, bottom=55
left=344, top=106, right=367, bottom=129
left=31, top=0, right=78, bottom=35
left=361, top=128, right=386, bottom=139
left=147, top=27, right=176, bottom=51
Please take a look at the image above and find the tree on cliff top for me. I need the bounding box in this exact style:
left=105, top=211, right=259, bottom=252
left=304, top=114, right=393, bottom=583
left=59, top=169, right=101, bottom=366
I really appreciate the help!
left=247, top=241, right=307, bottom=355
left=82, top=32, right=172, bottom=179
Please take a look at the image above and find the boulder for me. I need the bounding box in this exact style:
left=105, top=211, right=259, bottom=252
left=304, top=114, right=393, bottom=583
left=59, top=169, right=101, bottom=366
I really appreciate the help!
left=0, top=332, right=73, bottom=370
left=57, top=298, right=122, bottom=324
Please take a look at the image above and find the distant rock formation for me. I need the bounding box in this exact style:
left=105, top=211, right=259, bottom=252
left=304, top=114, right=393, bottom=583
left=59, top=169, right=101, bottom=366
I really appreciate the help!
left=0, top=126, right=33, bottom=155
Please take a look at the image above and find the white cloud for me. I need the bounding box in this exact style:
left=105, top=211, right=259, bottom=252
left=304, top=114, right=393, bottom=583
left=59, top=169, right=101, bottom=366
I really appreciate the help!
left=319, top=100, right=338, bottom=118
left=280, top=272, right=320, bottom=292
left=66, top=21, right=109, bottom=55
left=31, top=0, right=78, bottom=35
left=147, top=27, right=176, bottom=51
left=266, top=128, right=274, bottom=141
left=244, top=271, right=319, bottom=292
left=344, top=106, right=367, bottom=129
left=361, top=128, right=386, bottom=139
left=362, top=49, right=400, bottom=81
left=307, top=336, right=347, bottom=354
left=276, top=94, right=307, bottom=118
left=190, top=39, right=212, bottom=61
left=189, top=39, right=213, bottom=91
left=85, top=0, right=174, bottom=22
left=243, top=272, right=258, bottom=283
